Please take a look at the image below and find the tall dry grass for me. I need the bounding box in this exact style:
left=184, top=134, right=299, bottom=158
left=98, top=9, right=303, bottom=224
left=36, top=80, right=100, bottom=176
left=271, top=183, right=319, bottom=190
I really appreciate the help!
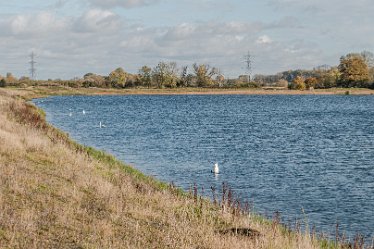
left=0, top=88, right=367, bottom=249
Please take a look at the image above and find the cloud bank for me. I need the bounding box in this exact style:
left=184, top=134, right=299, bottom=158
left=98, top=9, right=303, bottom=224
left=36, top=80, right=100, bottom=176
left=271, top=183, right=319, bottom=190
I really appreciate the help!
left=0, top=0, right=373, bottom=79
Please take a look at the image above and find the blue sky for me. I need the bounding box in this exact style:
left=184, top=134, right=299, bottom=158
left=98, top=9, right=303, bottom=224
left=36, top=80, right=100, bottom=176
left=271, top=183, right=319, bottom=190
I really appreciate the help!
left=1, top=0, right=374, bottom=79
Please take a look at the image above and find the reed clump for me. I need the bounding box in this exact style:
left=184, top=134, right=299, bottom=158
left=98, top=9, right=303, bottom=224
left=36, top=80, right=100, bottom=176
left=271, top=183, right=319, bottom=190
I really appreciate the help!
left=0, top=88, right=372, bottom=248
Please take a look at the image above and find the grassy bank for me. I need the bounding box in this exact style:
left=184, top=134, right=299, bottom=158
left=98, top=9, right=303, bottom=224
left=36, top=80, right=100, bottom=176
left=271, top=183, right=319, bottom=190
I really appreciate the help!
left=0, top=87, right=362, bottom=248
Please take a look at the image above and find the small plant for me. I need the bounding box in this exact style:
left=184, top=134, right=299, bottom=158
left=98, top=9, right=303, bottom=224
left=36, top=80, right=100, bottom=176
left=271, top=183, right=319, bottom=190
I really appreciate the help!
left=353, top=234, right=364, bottom=249
left=210, top=186, right=217, bottom=205
left=193, top=183, right=198, bottom=203
left=335, top=222, right=340, bottom=247
left=272, top=211, right=281, bottom=239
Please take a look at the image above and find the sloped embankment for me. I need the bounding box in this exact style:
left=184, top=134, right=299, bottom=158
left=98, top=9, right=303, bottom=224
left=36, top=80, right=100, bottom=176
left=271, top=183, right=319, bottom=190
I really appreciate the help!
left=0, top=89, right=322, bottom=248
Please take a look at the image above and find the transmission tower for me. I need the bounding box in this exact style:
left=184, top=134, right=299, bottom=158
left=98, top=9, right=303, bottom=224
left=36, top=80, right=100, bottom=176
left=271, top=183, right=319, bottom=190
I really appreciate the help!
left=29, top=52, right=37, bottom=80
left=244, top=51, right=252, bottom=83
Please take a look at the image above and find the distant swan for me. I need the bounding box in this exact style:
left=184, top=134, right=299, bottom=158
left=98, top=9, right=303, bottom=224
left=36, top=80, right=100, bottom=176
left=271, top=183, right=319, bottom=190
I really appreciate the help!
left=99, top=121, right=106, bottom=128
left=212, top=163, right=219, bottom=174
left=69, top=112, right=72, bottom=117
left=82, top=110, right=86, bottom=115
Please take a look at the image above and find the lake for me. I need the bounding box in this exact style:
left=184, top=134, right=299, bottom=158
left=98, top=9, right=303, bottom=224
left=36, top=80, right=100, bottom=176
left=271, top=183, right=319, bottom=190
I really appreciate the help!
left=33, top=94, right=374, bottom=240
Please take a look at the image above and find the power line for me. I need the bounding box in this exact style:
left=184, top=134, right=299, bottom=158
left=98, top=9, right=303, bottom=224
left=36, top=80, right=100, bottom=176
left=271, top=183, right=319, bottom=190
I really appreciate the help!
left=29, top=52, right=37, bottom=80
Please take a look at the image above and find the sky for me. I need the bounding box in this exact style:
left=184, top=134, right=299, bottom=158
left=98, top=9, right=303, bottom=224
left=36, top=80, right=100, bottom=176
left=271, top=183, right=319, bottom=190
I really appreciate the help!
left=1, top=0, right=374, bottom=79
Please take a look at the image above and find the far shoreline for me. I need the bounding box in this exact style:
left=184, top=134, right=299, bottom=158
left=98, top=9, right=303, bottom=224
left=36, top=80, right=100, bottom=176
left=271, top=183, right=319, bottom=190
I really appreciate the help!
left=5, top=86, right=374, bottom=99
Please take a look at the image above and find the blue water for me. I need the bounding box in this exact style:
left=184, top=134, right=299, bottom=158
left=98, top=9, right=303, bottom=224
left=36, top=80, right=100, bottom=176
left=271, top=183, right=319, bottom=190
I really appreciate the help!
left=33, top=95, right=374, bottom=240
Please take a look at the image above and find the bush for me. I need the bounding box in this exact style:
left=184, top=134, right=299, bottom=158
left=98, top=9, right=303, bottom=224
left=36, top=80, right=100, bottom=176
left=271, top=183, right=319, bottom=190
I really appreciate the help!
left=305, top=77, right=318, bottom=89
left=289, top=76, right=306, bottom=90
left=0, top=79, right=6, bottom=87
left=370, top=82, right=374, bottom=89
left=275, top=79, right=288, bottom=88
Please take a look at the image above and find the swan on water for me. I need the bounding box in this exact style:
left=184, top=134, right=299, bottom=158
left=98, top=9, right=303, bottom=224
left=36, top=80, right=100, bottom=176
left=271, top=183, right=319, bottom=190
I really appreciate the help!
left=99, top=122, right=106, bottom=128
left=82, top=110, right=86, bottom=115
left=212, top=162, right=219, bottom=174
left=69, top=112, right=72, bottom=117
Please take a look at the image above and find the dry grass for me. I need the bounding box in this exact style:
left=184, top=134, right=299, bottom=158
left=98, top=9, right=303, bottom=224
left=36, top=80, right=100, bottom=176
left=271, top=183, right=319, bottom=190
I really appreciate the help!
left=0, top=88, right=363, bottom=249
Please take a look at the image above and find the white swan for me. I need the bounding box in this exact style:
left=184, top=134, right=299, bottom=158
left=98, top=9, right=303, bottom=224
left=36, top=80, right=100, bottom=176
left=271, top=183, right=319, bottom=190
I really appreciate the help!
left=82, top=110, right=86, bottom=115
left=212, top=162, right=219, bottom=174
left=69, top=112, right=72, bottom=117
left=99, top=122, right=106, bottom=128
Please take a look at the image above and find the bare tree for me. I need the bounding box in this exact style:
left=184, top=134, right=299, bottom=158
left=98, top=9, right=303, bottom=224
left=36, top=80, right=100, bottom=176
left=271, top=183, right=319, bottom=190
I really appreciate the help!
left=152, top=62, right=167, bottom=88
left=180, top=66, right=193, bottom=87
left=361, top=50, right=374, bottom=67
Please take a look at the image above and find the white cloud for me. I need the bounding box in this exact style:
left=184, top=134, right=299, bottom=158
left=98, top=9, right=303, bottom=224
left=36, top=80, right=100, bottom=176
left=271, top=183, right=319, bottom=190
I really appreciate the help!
left=87, top=0, right=161, bottom=8
left=117, top=20, right=320, bottom=76
left=120, top=35, right=156, bottom=51
left=159, top=21, right=263, bottom=43
left=7, top=12, right=67, bottom=36
left=256, top=35, right=272, bottom=45
left=74, top=9, right=120, bottom=33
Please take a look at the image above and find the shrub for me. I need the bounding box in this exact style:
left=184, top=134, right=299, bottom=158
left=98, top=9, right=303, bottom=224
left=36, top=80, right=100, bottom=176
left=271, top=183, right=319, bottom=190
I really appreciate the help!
left=289, top=76, right=306, bottom=90
left=0, top=79, right=6, bottom=87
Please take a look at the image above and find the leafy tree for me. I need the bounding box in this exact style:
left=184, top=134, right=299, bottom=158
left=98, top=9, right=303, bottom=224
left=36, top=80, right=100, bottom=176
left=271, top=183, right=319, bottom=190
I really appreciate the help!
left=192, top=63, right=218, bottom=87
left=18, top=76, right=33, bottom=87
left=305, top=77, right=318, bottom=89
left=253, top=73, right=282, bottom=86
left=216, top=75, right=225, bottom=87
left=362, top=51, right=374, bottom=83
left=139, top=66, right=152, bottom=88
left=326, top=68, right=339, bottom=88
left=338, top=54, right=370, bottom=88
left=5, top=72, right=17, bottom=85
left=153, top=62, right=167, bottom=88
left=164, top=62, right=178, bottom=88
left=369, top=67, right=374, bottom=85
left=152, top=62, right=178, bottom=88
left=109, top=67, right=127, bottom=88
left=313, top=67, right=338, bottom=88
left=289, top=76, right=306, bottom=90
left=125, top=74, right=139, bottom=88
left=84, top=73, right=95, bottom=78
left=235, top=74, right=259, bottom=88
left=282, top=70, right=303, bottom=83
left=83, top=73, right=106, bottom=88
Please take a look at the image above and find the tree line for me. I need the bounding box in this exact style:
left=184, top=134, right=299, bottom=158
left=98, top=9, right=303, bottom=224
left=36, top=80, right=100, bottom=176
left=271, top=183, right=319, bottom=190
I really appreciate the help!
left=0, top=62, right=226, bottom=89
left=253, top=51, right=374, bottom=90
left=1, top=51, right=374, bottom=89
